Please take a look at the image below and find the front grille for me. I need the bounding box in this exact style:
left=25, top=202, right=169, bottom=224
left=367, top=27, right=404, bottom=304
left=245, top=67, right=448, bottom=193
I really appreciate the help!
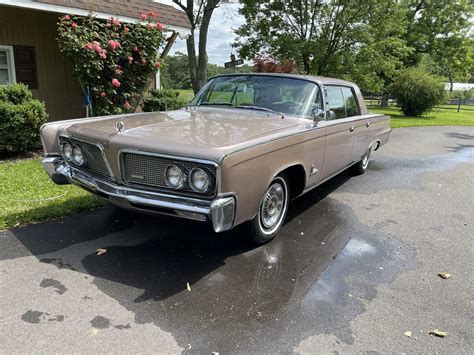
left=61, top=137, right=111, bottom=179
left=122, top=152, right=217, bottom=196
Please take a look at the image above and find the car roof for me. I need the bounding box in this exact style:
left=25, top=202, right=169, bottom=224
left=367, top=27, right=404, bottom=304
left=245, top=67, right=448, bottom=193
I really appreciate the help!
left=209, top=73, right=356, bottom=87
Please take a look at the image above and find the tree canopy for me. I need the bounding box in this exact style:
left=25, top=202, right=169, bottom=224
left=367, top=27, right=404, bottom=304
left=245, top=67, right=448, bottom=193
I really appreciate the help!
left=233, top=0, right=473, bottom=94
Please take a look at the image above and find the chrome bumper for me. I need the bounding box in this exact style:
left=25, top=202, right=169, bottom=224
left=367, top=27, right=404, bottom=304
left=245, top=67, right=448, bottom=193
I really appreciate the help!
left=41, top=156, right=235, bottom=232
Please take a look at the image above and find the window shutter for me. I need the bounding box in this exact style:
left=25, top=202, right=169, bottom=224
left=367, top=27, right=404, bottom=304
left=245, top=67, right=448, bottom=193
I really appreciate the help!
left=13, top=46, right=38, bottom=89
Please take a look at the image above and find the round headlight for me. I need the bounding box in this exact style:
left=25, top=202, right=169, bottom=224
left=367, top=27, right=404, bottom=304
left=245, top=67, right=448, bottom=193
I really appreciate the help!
left=72, top=145, right=84, bottom=165
left=165, top=164, right=184, bottom=188
left=190, top=168, right=210, bottom=192
left=62, top=141, right=73, bottom=160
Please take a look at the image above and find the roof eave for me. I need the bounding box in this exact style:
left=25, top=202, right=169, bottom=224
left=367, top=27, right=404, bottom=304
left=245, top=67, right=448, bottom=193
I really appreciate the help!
left=0, top=0, right=191, bottom=35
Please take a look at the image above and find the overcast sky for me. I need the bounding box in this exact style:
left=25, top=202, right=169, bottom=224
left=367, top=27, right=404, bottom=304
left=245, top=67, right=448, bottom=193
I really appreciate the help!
left=168, top=3, right=245, bottom=65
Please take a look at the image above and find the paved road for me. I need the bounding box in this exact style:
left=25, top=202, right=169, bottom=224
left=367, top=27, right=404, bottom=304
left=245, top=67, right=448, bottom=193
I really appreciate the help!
left=0, top=126, right=473, bottom=353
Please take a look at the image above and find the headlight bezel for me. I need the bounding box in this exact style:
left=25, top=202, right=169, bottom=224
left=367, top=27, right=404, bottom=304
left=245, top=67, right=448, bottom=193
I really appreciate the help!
left=164, top=164, right=186, bottom=189
left=189, top=167, right=212, bottom=193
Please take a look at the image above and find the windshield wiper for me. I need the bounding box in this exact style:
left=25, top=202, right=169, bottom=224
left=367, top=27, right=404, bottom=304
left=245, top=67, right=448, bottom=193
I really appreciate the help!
left=236, top=105, right=285, bottom=118
left=199, top=102, right=233, bottom=106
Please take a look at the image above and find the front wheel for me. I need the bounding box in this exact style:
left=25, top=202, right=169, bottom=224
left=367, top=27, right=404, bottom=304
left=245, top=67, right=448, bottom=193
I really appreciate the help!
left=247, top=175, right=290, bottom=244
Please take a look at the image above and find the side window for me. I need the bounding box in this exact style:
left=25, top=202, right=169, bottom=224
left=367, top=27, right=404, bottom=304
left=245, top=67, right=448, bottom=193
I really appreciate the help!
left=325, top=86, right=345, bottom=119
left=0, top=46, right=16, bottom=85
left=341, top=87, right=359, bottom=117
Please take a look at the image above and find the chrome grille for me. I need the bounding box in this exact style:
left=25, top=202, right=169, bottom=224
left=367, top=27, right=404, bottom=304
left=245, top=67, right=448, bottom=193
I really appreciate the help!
left=60, top=137, right=111, bottom=179
left=122, top=153, right=217, bottom=195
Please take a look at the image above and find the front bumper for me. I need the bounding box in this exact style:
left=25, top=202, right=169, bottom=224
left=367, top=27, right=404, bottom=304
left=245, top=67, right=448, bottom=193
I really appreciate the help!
left=41, top=156, right=235, bottom=233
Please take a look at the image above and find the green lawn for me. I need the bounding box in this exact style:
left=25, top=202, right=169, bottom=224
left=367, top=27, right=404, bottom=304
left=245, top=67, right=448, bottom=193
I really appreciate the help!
left=177, top=89, right=195, bottom=102
left=368, top=105, right=474, bottom=128
left=0, top=158, right=105, bottom=230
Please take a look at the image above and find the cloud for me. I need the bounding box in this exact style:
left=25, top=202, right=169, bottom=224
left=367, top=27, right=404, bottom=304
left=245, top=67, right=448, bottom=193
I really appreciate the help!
left=169, top=3, right=244, bottom=65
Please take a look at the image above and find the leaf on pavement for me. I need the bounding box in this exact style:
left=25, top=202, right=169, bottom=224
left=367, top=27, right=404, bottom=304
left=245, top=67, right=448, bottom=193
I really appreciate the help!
left=437, top=272, right=451, bottom=279
left=187, top=282, right=191, bottom=292
left=428, top=329, right=447, bottom=338
left=404, top=331, right=412, bottom=338
left=96, top=248, right=107, bottom=256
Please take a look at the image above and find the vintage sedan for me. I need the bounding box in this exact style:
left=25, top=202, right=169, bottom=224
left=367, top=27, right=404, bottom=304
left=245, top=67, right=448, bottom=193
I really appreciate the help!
left=40, top=74, right=390, bottom=243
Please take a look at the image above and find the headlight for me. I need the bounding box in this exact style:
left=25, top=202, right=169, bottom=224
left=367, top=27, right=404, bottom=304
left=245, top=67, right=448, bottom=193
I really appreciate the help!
left=72, top=145, right=84, bottom=165
left=62, top=141, right=73, bottom=160
left=165, top=164, right=184, bottom=188
left=190, top=168, right=210, bottom=192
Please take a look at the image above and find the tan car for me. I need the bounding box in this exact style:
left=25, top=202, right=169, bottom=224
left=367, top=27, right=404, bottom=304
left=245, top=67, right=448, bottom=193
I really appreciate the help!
left=40, top=74, right=391, bottom=243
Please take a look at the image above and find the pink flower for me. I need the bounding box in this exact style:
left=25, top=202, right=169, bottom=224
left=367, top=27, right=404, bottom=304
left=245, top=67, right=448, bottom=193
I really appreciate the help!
left=142, top=58, right=147, bottom=64
left=112, top=79, right=121, bottom=88
left=124, top=100, right=131, bottom=110
left=154, top=62, right=161, bottom=68
left=149, top=24, right=155, bottom=30
left=101, top=52, right=107, bottom=60
left=85, top=42, right=93, bottom=50
left=140, top=13, right=147, bottom=20
left=100, top=92, right=106, bottom=98
left=156, top=22, right=164, bottom=30
left=92, top=41, right=102, bottom=53
left=115, top=68, right=123, bottom=76
left=110, top=17, right=120, bottom=26
left=133, top=46, right=138, bottom=52
left=108, top=40, right=121, bottom=50
left=128, top=56, right=134, bottom=63
left=71, top=22, right=78, bottom=29
left=124, top=27, right=129, bottom=33
left=63, top=15, right=71, bottom=20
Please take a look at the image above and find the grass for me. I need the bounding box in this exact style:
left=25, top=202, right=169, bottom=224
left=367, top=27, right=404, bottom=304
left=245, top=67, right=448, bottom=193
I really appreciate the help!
left=0, top=158, right=105, bottom=230
left=368, top=105, right=473, bottom=128
left=177, top=89, right=195, bottom=102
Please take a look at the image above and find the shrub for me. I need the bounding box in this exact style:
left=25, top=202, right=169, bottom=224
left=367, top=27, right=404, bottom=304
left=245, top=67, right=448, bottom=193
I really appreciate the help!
left=389, top=68, right=445, bottom=116
left=57, top=13, right=165, bottom=116
left=0, top=83, right=48, bottom=154
left=142, top=90, right=187, bottom=112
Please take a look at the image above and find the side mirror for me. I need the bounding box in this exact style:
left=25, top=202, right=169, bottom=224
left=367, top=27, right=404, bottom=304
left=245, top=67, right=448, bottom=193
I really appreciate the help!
left=312, top=108, right=326, bottom=126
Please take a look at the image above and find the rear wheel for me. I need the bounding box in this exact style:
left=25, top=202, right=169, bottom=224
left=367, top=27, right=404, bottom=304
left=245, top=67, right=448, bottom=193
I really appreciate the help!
left=353, top=147, right=372, bottom=175
left=247, top=175, right=289, bottom=244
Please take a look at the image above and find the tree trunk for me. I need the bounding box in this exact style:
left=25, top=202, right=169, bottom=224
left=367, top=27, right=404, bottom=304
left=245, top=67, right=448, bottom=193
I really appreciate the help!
left=195, top=2, right=218, bottom=93
left=380, top=92, right=389, bottom=107
left=448, top=73, right=453, bottom=93
left=186, top=29, right=200, bottom=94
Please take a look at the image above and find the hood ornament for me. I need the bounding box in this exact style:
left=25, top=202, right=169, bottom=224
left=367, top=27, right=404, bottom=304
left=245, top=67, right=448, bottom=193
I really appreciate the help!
left=116, top=121, right=125, bottom=134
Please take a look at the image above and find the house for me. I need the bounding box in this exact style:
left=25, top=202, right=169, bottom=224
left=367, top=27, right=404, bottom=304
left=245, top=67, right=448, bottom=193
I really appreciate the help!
left=0, top=0, right=191, bottom=121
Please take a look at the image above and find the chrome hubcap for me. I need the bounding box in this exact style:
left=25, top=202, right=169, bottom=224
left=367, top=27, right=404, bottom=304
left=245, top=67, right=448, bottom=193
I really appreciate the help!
left=260, top=182, right=285, bottom=229
left=362, top=151, right=370, bottom=169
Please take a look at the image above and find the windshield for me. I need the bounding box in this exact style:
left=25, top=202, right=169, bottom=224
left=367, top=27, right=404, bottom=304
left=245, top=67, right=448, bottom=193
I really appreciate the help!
left=190, top=75, right=323, bottom=118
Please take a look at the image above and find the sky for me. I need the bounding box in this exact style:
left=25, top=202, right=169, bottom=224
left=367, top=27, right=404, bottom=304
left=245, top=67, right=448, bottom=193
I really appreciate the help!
left=167, top=3, right=245, bottom=65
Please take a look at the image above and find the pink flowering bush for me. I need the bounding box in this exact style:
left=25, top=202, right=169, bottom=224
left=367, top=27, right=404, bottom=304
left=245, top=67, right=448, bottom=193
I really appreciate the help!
left=57, top=14, right=165, bottom=115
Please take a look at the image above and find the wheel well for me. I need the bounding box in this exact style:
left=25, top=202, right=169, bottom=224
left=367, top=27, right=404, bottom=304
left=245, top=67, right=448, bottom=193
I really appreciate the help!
left=279, top=165, right=306, bottom=199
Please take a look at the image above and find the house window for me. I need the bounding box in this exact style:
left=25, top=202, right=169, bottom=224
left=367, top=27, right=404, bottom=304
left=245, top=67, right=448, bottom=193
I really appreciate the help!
left=0, top=46, right=16, bottom=85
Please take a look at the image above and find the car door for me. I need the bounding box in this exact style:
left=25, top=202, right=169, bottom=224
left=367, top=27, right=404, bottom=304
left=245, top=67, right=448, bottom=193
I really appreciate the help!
left=319, top=85, right=355, bottom=179
left=340, top=86, right=369, bottom=162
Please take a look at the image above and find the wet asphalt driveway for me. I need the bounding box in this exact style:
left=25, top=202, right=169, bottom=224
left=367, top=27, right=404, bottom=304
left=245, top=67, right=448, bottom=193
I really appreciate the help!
left=0, top=126, right=473, bottom=353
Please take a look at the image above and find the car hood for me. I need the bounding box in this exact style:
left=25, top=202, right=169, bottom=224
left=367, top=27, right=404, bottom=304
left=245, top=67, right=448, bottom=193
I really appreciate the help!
left=66, top=107, right=306, bottom=161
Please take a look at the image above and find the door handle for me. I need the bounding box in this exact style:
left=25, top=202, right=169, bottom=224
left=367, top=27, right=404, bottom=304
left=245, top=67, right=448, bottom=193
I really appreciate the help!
left=350, top=125, right=355, bottom=132
left=366, top=121, right=371, bottom=127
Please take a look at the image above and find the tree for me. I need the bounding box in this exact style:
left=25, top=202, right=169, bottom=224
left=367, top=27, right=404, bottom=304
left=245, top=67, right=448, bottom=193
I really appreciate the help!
left=233, top=0, right=411, bottom=99
left=160, top=51, right=192, bottom=89
left=57, top=14, right=164, bottom=115
left=172, top=0, right=220, bottom=93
